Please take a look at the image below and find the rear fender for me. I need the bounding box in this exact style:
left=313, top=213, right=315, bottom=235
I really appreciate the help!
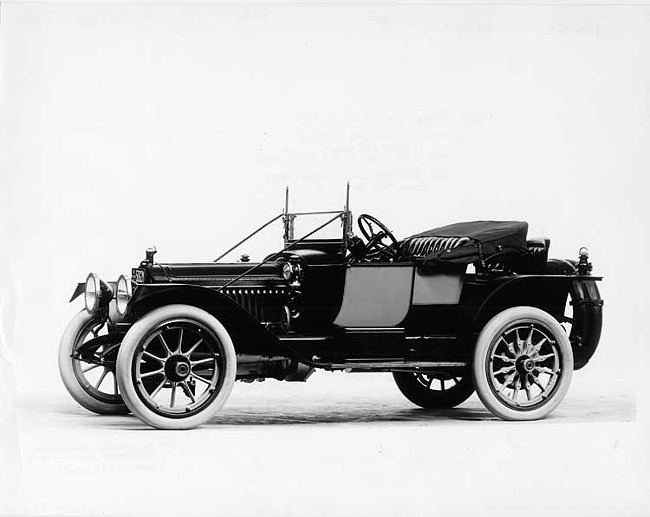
left=127, top=284, right=285, bottom=356
left=545, top=259, right=604, bottom=369
left=471, top=276, right=573, bottom=332
left=566, top=279, right=603, bottom=369
left=471, top=274, right=603, bottom=370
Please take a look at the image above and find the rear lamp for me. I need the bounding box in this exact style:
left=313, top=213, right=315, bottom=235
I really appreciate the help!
left=115, top=274, right=133, bottom=317
left=84, top=273, right=113, bottom=314
left=577, top=246, right=592, bottom=276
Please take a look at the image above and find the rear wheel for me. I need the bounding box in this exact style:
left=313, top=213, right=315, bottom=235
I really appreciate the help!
left=393, top=372, right=474, bottom=409
left=472, top=306, right=573, bottom=421
left=116, top=304, right=236, bottom=430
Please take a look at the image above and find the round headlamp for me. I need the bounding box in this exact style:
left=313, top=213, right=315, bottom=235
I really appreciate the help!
left=281, top=262, right=293, bottom=281
left=84, top=273, right=113, bottom=314
left=115, top=274, right=133, bottom=317
left=85, top=273, right=101, bottom=314
left=579, top=246, right=589, bottom=258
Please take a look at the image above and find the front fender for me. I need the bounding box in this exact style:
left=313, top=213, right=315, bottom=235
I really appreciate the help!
left=127, top=284, right=285, bottom=356
left=69, top=281, right=117, bottom=302
left=69, top=282, right=85, bottom=302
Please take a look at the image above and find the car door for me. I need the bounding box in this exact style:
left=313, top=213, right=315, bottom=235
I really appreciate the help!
left=333, top=263, right=415, bottom=328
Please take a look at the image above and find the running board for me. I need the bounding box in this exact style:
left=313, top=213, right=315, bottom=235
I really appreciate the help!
left=405, top=335, right=458, bottom=341
left=279, top=335, right=332, bottom=343
left=329, top=360, right=468, bottom=372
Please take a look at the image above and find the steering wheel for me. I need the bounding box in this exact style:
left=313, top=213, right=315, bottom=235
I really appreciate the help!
left=357, top=214, right=399, bottom=261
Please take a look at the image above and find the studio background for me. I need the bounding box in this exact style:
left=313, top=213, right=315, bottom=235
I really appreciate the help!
left=0, top=2, right=648, bottom=515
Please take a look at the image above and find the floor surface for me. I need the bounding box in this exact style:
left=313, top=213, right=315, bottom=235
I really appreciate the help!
left=0, top=369, right=646, bottom=516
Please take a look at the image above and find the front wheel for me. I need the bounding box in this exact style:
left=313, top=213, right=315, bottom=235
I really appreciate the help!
left=58, top=310, right=129, bottom=415
left=393, top=372, right=474, bottom=409
left=116, top=304, right=236, bottom=430
left=472, top=306, right=573, bottom=421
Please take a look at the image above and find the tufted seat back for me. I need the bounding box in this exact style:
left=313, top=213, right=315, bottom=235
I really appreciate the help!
left=397, top=236, right=471, bottom=262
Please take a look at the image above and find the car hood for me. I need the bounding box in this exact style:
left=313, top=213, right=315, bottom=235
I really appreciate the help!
left=147, top=262, right=285, bottom=287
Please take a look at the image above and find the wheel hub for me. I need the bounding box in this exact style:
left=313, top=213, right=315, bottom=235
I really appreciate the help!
left=165, top=355, right=191, bottom=382
left=515, top=355, right=535, bottom=375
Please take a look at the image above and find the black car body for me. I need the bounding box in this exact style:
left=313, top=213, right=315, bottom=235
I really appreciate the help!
left=59, top=186, right=603, bottom=429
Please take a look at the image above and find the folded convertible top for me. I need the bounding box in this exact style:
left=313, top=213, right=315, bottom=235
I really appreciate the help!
left=402, top=220, right=529, bottom=266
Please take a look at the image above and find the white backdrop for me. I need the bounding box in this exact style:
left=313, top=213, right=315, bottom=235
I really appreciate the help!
left=0, top=2, right=649, bottom=514
left=2, top=1, right=648, bottom=390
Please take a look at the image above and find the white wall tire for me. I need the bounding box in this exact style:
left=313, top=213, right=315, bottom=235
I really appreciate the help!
left=472, top=306, right=573, bottom=421
left=116, top=304, right=236, bottom=430
left=58, top=310, right=129, bottom=415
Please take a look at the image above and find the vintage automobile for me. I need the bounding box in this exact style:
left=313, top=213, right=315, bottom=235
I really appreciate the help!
left=59, top=186, right=603, bottom=429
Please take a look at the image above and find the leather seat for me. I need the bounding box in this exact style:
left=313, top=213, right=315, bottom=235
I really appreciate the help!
left=396, top=236, right=470, bottom=262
